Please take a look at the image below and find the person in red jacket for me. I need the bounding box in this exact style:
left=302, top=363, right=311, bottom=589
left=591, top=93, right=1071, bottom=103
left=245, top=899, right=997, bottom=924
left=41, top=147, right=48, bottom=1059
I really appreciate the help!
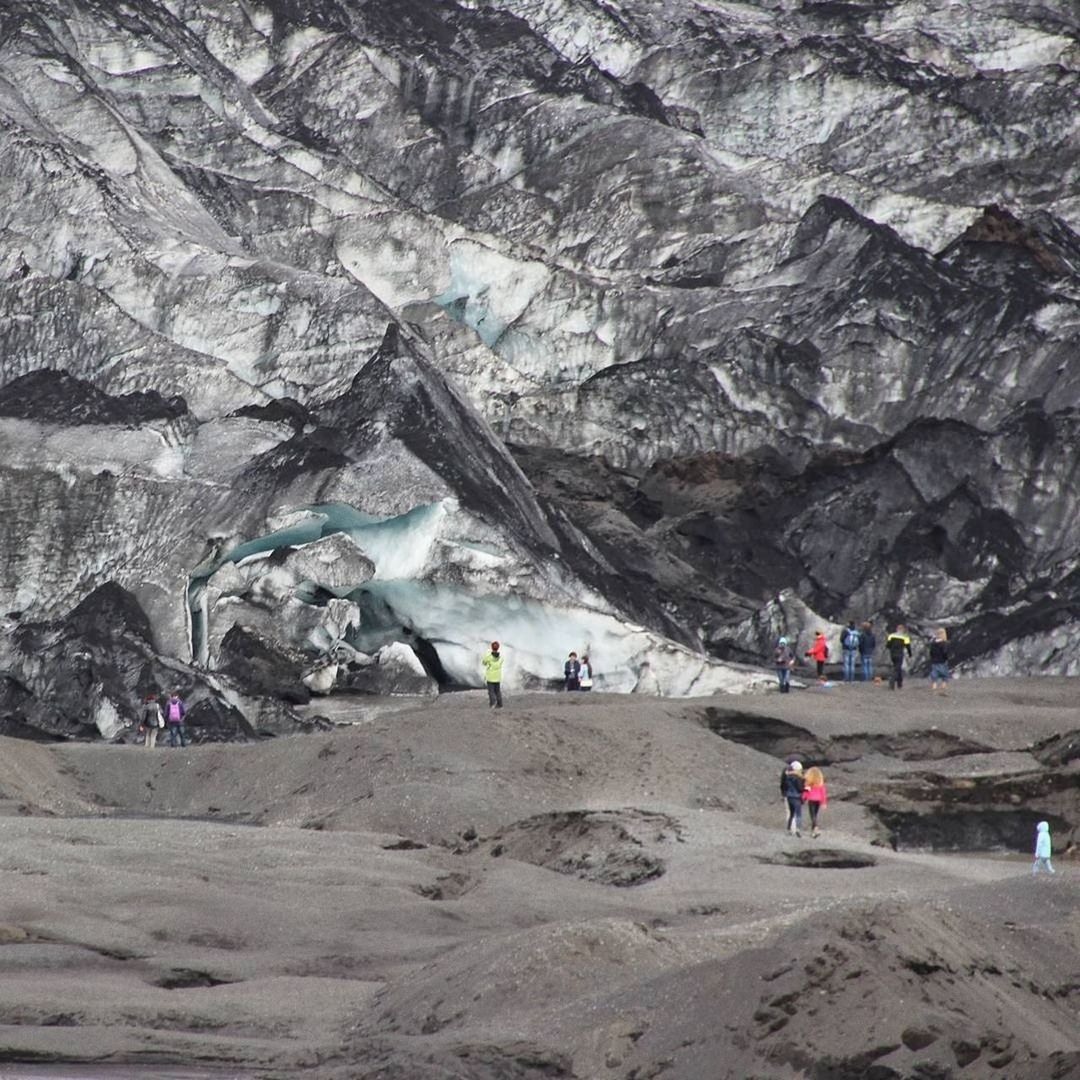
left=805, top=631, right=829, bottom=678
left=801, top=766, right=828, bottom=838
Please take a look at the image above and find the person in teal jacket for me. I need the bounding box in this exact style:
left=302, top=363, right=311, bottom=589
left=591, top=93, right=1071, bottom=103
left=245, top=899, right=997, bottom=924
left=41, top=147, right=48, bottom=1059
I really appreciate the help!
left=482, top=641, right=504, bottom=709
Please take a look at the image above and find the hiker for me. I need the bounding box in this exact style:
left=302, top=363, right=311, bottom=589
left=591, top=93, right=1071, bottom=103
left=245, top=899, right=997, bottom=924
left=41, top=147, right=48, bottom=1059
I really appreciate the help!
left=780, top=760, right=805, bottom=836
left=929, top=628, right=950, bottom=693
left=137, top=693, right=163, bottom=749
left=885, top=624, right=912, bottom=689
left=482, top=641, right=504, bottom=709
left=774, top=636, right=795, bottom=693
left=805, top=631, right=829, bottom=678
left=801, top=766, right=828, bottom=838
left=579, top=655, right=594, bottom=691
left=1032, top=821, right=1055, bottom=875
left=859, top=621, right=877, bottom=682
left=564, top=651, right=581, bottom=691
left=840, top=621, right=861, bottom=683
left=164, top=690, right=189, bottom=747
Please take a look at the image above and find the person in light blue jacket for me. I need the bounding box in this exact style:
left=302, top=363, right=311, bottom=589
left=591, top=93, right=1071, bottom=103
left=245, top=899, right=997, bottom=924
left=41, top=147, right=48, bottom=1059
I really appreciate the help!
left=1032, top=821, right=1054, bottom=875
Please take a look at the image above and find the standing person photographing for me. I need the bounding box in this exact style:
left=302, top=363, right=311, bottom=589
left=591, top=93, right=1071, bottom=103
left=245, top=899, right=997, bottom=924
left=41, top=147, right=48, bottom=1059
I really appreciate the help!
left=482, top=641, right=504, bottom=709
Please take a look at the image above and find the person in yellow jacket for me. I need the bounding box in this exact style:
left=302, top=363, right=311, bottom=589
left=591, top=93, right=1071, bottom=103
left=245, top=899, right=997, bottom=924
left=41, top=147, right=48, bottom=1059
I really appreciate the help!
left=482, top=640, right=504, bottom=709
left=886, top=624, right=912, bottom=689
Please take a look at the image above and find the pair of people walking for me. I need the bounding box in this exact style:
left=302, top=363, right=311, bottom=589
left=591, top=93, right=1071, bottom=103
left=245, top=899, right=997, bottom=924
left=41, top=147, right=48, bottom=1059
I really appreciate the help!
left=136, top=691, right=189, bottom=747
left=780, top=760, right=827, bottom=838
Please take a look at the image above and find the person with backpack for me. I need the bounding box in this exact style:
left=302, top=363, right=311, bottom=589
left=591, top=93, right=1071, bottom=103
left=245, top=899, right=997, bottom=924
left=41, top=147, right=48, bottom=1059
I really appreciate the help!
left=773, top=636, right=795, bottom=693
left=840, top=621, right=861, bottom=683
left=805, top=631, right=829, bottom=678
left=886, top=625, right=912, bottom=689
left=563, top=651, right=581, bottom=691
left=482, top=641, right=504, bottom=709
left=137, top=693, right=163, bottom=749
left=858, top=621, right=877, bottom=682
left=164, top=690, right=189, bottom=747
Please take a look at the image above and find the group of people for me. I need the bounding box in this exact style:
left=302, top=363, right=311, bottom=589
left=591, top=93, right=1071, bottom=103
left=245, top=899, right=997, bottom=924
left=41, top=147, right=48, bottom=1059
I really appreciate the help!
left=480, top=642, right=598, bottom=707
left=136, top=691, right=190, bottom=748
left=772, top=622, right=951, bottom=692
left=779, top=756, right=1058, bottom=875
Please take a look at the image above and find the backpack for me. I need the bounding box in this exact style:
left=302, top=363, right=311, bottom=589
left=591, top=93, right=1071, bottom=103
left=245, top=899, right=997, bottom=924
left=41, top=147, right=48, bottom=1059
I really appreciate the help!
left=168, top=700, right=182, bottom=722
left=842, top=628, right=860, bottom=650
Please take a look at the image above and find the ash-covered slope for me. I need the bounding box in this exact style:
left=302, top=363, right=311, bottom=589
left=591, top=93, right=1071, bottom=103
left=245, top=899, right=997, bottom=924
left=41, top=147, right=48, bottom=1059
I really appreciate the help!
left=2, top=0, right=1080, bottom=706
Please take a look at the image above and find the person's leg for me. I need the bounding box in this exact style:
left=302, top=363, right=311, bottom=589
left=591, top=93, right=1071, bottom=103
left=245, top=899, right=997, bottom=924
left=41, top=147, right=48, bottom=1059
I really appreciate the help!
left=897, top=662, right=904, bottom=689
left=494, top=683, right=503, bottom=708
left=179, top=723, right=189, bottom=747
left=786, top=799, right=797, bottom=832
left=487, top=683, right=496, bottom=708
left=809, top=802, right=820, bottom=835
left=816, top=660, right=824, bottom=677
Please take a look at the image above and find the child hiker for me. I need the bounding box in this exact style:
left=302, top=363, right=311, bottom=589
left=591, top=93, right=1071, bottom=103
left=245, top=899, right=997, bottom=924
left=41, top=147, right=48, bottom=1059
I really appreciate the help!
left=1032, top=821, right=1055, bottom=875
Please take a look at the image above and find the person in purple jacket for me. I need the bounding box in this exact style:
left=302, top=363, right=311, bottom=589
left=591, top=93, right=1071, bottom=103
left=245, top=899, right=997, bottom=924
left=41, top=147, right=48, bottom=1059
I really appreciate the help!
left=164, top=690, right=189, bottom=747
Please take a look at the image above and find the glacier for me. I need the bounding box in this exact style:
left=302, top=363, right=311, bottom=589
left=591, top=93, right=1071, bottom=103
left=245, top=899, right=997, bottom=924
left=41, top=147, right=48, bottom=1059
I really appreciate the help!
left=2, top=0, right=1080, bottom=737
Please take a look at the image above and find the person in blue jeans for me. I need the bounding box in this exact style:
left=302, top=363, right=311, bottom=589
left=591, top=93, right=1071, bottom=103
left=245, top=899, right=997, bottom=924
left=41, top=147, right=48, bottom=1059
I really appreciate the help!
left=164, top=690, right=189, bottom=747
left=774, top=637, right=795, bottom=693
left=780, top=760, right=805, bottom=836
left=859, top=621, right=876, bottom=681
left=840, top=621, right=860, bottom=683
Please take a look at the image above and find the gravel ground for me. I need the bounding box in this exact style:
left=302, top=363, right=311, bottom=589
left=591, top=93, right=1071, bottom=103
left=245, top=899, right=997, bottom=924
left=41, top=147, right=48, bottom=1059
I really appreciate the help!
left=0, top=680, right=1076, bottom=1078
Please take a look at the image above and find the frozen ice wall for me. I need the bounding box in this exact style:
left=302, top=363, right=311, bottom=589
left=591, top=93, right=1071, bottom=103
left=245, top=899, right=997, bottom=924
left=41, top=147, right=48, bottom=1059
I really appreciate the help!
left=191, top=501, right=763, bottom=695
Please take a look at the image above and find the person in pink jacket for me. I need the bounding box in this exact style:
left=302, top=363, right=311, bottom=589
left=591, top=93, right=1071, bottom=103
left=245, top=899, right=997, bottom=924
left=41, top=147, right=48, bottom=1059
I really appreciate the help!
left=801, top=766, right=828, bottom=838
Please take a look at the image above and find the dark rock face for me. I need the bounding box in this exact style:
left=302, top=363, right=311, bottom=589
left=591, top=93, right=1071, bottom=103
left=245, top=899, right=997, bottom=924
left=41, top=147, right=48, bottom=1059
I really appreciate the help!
left=217, top=624, right=311, bottom=705
left=0, top=370, right=186, bottom=426
left=0, top=583, right=290, bottom=742
left=2, top=0, right=1080, bottom=705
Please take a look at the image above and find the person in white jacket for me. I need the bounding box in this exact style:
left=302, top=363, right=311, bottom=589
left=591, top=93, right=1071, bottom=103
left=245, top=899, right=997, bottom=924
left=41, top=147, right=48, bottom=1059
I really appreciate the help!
left=1032, top=821, right=1055, bottom=875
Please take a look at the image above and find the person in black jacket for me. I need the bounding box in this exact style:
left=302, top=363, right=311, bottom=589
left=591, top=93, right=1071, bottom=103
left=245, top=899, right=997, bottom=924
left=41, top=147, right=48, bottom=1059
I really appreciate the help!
left=780, top=760, right=805, bottom=836
left=858, top=621, right=876, bottom=682
left=886, top=625, right=912, bottom=689
left=564, top=651, right=581, bottom=691
left=929, top=628, right=950, bottom=694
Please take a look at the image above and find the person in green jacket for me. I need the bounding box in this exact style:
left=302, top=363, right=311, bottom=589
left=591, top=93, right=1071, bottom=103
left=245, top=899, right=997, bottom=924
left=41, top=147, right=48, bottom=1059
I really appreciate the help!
left=482, top=640, right=504, bottom=708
